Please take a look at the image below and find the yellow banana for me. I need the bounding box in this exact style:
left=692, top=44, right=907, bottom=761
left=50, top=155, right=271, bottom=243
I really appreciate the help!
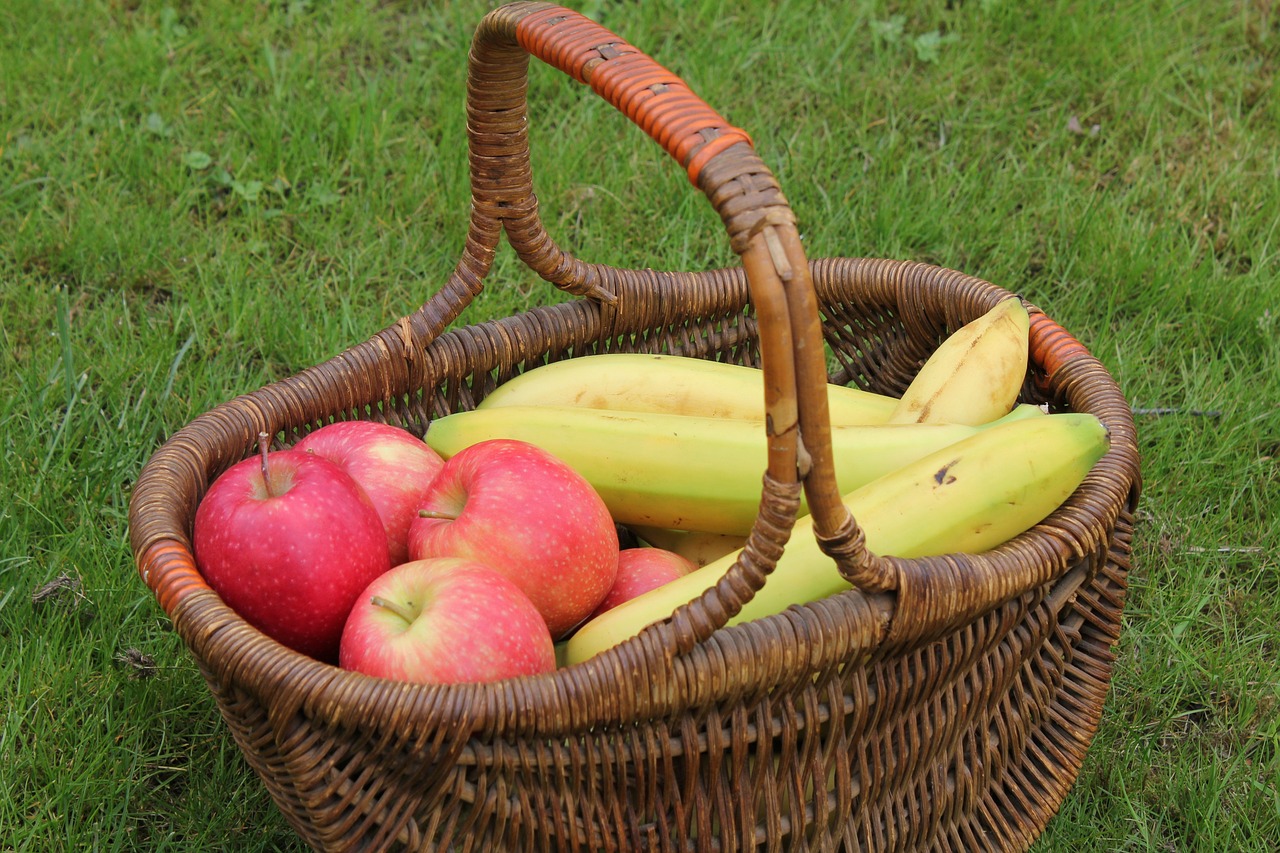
left=629, top=412, right=1044, bottom=563
left=425, top=406, right=1005, bottom=536
left=630, top=526, right=749, bottom=568
left=478, top=353, right=900, bottom=425
left=564, top=411, right=1108, bottom=664
left=888, top=297, right=1031, bottom=425
left=628, top=405, right=1042, bottom=555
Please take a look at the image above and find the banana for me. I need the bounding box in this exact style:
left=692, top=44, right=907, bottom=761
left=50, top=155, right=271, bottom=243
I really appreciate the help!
left=478, top=353, right=900, bottom=425
left=564, top=412, right=1109, bottom=664
left=425, top=406, right=1008, bottom=536
left=888, top=297, right=1031, bottom=426
left=630, top=526, right=749, bottom=568
left=628, top=403, right=1042, bottom=553
left=1001, top=401, right=1049, bottom=422
left=629, top=410, right=1043, bottom=561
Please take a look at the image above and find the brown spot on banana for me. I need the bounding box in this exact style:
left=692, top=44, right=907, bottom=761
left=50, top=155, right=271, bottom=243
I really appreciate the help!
left=933, top=460, right=960, bottom=486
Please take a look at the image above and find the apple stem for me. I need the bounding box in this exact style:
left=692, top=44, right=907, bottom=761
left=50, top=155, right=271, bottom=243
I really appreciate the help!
left=369, top=595, right=417, bottom=623
left=417, top=509, right=458, bottom=520
left=257, top=431, right=273, bottom=497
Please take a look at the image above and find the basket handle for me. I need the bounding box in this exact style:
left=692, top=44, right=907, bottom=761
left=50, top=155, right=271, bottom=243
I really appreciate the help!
left=450, top=2, right=897, bottom=648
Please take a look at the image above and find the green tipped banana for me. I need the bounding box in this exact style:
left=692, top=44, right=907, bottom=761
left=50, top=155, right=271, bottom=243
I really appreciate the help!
left=425, top=406, right=1014, bottom=536
left=478, top=353, right=900, bottom=425
left=889, top=297, right=1031, bottom=426
left=564, top=411, right=1109, bottom=664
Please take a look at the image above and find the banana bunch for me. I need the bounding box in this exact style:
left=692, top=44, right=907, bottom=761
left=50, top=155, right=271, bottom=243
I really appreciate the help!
left=422, top=293, right=1105, bottom=663
left=563, top=411, right=1110, bottom=664
left=425, top=405, right=1039, bottom=536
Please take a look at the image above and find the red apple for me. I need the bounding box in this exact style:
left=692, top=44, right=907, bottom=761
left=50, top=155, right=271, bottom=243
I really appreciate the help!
left=408, top=438, right=619, bottom=639
left=193, top=439, right=391, bottom=662
left=339, top=557, right=555, bottom=684
left=588, top=547, right=695, bottom=619
left=294, top=420, right=445, bottom=566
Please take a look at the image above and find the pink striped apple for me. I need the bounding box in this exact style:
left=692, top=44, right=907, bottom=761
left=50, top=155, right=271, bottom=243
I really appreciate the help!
left=339, top=557, right=555, bottom=684
left=408, top=439, right=619, bottom=639
left=295, top=420, right=445, bottom=565
left=193, top=442, right=391, bottom=662
left=588, top=546, right=695, bottom=619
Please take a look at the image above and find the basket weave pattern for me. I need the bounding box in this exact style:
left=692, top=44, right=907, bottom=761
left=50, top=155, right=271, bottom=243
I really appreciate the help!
left=128, top=4, right=1140, bottom=850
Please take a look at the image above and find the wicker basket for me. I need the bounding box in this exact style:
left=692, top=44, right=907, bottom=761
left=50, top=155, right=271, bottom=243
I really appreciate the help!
left=128, top=3, right=1141, bottom=850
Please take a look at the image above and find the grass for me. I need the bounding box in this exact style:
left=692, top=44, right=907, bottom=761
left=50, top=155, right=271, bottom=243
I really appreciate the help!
left=2, top=0, right=1277, bottom=848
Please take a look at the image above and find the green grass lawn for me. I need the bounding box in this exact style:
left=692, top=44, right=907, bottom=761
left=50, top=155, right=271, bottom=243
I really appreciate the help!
left=3, top=0, right=1277, bottom=849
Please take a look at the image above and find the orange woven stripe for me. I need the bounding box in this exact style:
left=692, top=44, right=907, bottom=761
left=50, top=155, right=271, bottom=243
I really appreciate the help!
left=515, top=6, right=752, bottom=184
left=527, top=15, right=613, bottom=80
left=1029, top=311, right=1089, bottom=379
left=140, top=539, right=210, bottom=613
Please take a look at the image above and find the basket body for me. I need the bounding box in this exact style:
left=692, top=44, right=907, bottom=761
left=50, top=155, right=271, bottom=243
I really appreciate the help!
left=131, top=257, right=1137, bottom=852
left=128, top=4, right=1140, bottom=849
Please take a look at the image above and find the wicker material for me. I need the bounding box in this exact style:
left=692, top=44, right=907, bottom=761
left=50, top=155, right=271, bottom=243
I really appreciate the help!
left=128, top=4, right=1140, bottom=850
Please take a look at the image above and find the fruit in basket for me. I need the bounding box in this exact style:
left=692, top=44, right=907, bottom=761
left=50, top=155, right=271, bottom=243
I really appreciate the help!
left=339, top=557, right=555, bottom=684
left=424, top=405, right=1027, bottom=537
left=587, top=547, right=696, bottom=619
left=294, top=420, right=445, bottom=566
left=888, top=296, right=1031, bottom=425
left=564, top=412, right=1110, bottom=664
left=192, top=438, right=391, bottom=662
left=408, top=438, right=619, bottom=639
left=478, top=353, right=900, bottom=424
